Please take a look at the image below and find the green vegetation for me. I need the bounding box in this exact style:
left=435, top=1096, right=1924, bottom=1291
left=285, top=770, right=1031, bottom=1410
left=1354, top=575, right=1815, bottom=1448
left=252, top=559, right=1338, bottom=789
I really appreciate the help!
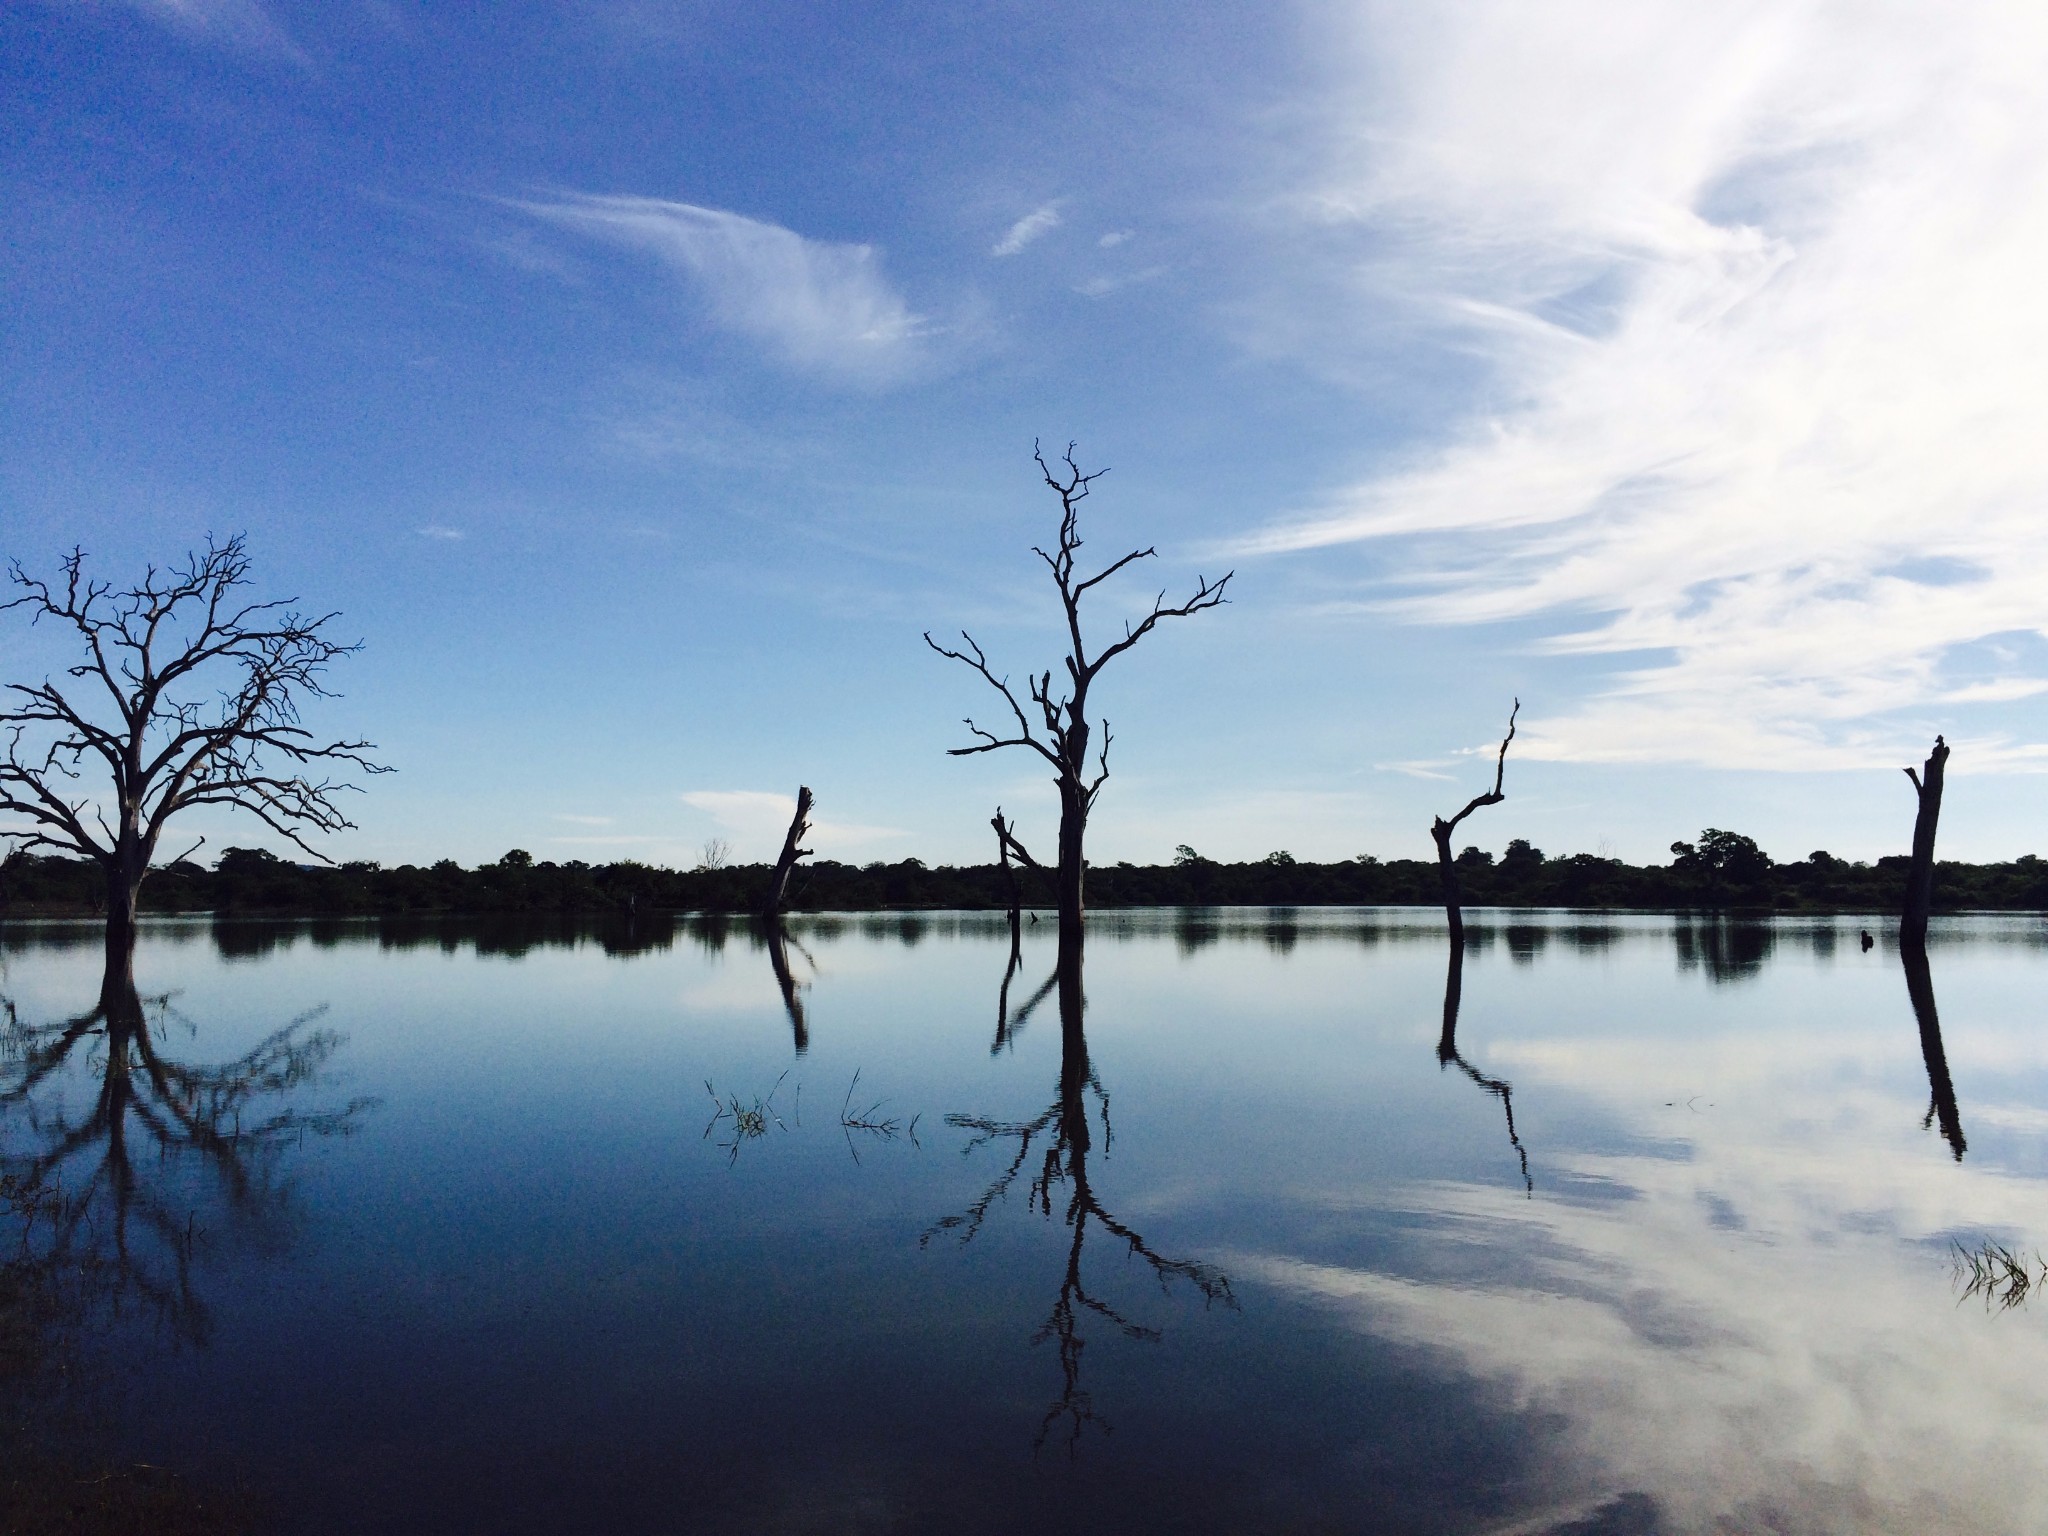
left=5, top=833, right=2047, bottom=917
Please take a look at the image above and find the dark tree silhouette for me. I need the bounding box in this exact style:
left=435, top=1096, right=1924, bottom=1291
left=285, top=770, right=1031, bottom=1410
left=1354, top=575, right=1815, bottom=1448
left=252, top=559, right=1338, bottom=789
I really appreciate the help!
left=1436, top=941, right=1531, bottom=1194
left=926, top=955, right=1234, bottom=1451
left=0, top=537, right=386, bottom=982
left=1430, top=701, right=1519, bottom=947
left=759, top=786, right=814, bottom=919
left=927, top=444, right=1231, bottom=961
left=1901, top=735, right=1949, bottom=952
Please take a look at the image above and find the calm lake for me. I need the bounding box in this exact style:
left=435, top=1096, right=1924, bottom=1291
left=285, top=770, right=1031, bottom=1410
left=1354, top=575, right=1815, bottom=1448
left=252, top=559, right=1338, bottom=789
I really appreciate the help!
left=4, top=909, right=2047, bottom=1534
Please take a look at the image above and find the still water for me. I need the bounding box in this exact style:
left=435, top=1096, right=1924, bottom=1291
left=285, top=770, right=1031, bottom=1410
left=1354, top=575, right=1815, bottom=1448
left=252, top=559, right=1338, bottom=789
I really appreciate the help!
left=3, top=909, right=2047, bottom=1533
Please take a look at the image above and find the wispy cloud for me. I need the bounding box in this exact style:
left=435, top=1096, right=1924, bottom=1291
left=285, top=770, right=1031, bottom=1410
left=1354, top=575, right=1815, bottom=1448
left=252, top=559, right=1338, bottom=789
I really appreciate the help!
left=680, top=789, right=906, bottom=859
left=416, top=525, right=463, bottom=540
left=992, top=202, right=1063, bottom=257
left=89, top=0, right=303, bottom=58
left=550, top=813, right=614, bottom=826
left=517, top=193, right=930, bottom=385
left=1244, top=2, right=2048, bottom=770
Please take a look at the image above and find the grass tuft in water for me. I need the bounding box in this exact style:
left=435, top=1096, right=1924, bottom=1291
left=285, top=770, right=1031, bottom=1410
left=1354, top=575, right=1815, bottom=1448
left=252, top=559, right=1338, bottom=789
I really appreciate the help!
left=1951, top=1237, right=2046, bottom=1311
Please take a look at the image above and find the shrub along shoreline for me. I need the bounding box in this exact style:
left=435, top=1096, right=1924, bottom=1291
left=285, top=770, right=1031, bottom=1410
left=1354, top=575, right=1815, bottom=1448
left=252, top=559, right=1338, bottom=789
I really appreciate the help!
left=4, top=835, right=2047, bottom=917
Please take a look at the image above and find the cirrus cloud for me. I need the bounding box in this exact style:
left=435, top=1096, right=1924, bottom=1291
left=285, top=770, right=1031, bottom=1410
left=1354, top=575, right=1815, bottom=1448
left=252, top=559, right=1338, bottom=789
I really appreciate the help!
left=516, top=193, right=933, bottom=386
left=1247, top=1, right=2048, bottom=772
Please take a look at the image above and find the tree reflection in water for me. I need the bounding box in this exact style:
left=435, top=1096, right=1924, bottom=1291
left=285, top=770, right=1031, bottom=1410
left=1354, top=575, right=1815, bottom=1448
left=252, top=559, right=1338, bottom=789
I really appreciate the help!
left=1903, top=943, right=1966, bottom=1160
left=927, top=957, right=1234, bottom=1452
left=763, top=921, right=814, bottom=1057
left=1438, top=939, right=1532, bottom=1196
left=0, top=962, right=376, bottom=1346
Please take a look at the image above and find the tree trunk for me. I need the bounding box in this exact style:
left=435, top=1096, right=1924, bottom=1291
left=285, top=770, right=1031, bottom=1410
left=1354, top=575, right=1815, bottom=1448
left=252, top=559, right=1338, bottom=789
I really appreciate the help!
left=1901, top=736, right=1948, bottom=951
left=760, top=786, right=814, bottom=919
left=1431, top=820, right=1465, bottom=947
left=102, top=844, right=145, bottom=1003
left=1056, top=783, right=1086, bottom=960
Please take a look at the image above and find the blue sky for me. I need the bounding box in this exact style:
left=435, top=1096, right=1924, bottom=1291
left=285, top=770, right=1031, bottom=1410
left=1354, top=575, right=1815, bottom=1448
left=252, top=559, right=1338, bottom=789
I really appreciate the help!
left=6, top=0, right=2047, bottom=870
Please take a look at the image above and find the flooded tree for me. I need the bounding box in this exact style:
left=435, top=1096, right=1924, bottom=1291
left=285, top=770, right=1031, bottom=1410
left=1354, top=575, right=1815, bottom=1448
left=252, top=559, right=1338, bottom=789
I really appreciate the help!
left=759, top=786, right=814, bottom=918
left=927, top=954, right=1234, bottom=1449
left=1430, top=701, right=1519, bottom=947
left=0, top=537, right=386, bottom=983
left=927, top=444, right=1231, bottom=961
left=1901, top=735, right=1949, bottom=951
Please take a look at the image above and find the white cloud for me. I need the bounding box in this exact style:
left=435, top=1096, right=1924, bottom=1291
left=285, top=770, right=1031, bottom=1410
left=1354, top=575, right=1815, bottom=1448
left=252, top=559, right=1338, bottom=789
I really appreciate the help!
left=518, top=194, right=930, bottom=385
left=680, top=789, right=907, bottom=860
left=1098, top=230, right=1134, bottom=249
left=1247, top=2, right=2048, bottom=771
left=991, top=202, right=1064, bottom=257
left=416, top=525, right=463, bottom=540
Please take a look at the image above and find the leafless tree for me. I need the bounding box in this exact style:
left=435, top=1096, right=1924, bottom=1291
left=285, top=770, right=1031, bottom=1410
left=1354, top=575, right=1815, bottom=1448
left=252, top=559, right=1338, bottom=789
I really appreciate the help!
left=0, top=537, right=386, bottom=981
left=760, top=786, right=813, bottom=919
left=1901, top=735, right=1949, bottom=952
left=927, top=444, right=1231, bottom=959
left=1430, top=700, right=1519, bottom=948
left=925, top=956, right=1234, bottom=1451
left=695, top=837, right=732, bottom=872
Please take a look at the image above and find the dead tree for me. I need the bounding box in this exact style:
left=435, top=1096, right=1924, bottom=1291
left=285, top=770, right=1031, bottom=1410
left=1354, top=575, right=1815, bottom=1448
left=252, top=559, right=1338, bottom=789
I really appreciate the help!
left=1429, top=700, right=1519, bottom=948
left=1901, top=735, right=1948, bottom=952
left=927, top=443, right=1231, bottom=961
left=0, top=537, right=385, bottom=982
left=759, top=785, right=814, bottom=919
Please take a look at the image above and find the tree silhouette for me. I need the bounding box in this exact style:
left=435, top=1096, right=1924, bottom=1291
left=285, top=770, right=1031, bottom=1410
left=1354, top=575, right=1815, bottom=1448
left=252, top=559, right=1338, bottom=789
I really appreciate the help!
left=0, top=537, right=387, bottom=977
left=1430, top=702, right=1518, bottom=948
left=926, top=444, right=1230, bottom=961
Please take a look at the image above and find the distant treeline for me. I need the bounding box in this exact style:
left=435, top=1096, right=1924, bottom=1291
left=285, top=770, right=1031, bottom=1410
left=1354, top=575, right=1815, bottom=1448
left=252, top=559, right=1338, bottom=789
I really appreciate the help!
left=4, top=831, right=2047, bottom=916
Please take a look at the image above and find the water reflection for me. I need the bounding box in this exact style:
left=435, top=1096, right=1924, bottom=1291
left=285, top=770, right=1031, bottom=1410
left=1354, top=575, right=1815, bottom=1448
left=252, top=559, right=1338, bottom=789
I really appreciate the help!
left=764, top=922, right=812, bottom=1056
left=1438, top=942, right=1532, bottom=1194
left=0, top=966, right=374, bottom=1346
left=929, top=958, right=1236, bottom=1451
left=1903, top=945, right=1967, bottom=1160
left=1673, top=917, right=1775, bottom=983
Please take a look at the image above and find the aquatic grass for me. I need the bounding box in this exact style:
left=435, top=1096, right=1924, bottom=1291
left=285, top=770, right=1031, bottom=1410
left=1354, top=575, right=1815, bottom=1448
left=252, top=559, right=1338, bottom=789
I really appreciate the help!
left=1951, top=1237, right=2045, bottom=1311
left=702, top=1071, right=791, bottom=1164
left=839, top=1069, right=920, bottom=1162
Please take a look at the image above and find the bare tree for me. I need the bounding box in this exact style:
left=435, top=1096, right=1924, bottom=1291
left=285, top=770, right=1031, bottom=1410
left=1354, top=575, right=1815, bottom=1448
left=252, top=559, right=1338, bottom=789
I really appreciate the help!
left=927, top=444, right=1231, bottom=959
left=1901, top=735, right=1949, bottom=952
left=0, top=537, right=385, bottom=981
left=1429, top=700, right=1519, bottom=948
left=759, top=786, right=813, bottom=919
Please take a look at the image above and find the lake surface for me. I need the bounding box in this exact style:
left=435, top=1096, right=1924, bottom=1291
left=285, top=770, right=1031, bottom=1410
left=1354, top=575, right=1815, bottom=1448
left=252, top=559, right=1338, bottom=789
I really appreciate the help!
left=4, top=908, right=2048, bottom=1534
